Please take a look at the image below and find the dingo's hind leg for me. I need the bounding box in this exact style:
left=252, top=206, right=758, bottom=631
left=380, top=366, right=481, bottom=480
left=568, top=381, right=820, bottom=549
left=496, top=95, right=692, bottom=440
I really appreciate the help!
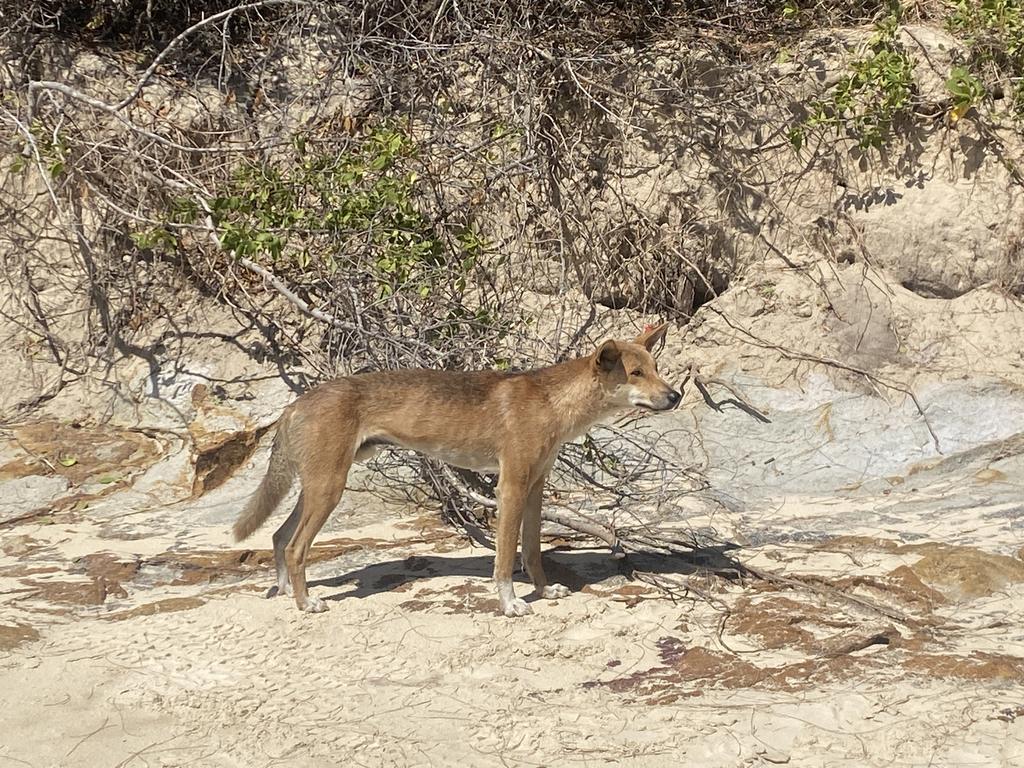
left=286, top=452, right=352, bottom=613
left=267, top=493, right=302, bottom=598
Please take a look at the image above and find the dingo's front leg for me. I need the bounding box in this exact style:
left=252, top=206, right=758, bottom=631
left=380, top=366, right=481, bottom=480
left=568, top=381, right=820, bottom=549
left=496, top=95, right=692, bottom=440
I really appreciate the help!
left=521, top=475, right=570, bottom=600
left=494, top=465, right=532, bottom=617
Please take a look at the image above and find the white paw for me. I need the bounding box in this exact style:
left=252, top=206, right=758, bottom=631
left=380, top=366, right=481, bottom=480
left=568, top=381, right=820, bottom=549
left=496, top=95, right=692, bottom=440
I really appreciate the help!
left=502, top=598, right=533, bottom=618
left=541, top=583, right=571, bottom=600
left=300, top=596, right=329, bottom=613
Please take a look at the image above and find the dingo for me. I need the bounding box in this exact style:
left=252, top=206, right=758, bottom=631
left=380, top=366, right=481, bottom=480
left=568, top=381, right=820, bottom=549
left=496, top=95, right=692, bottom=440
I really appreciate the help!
left=233, top=322, right=680, bottom=616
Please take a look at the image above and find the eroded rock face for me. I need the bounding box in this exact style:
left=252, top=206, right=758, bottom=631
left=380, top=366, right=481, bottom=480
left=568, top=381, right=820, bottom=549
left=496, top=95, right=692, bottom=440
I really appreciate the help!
left=747, top=26, right=1024, bottom=301
left=188, top=384, right=266, bottom=497
left=832, top=22, right=1024, bottom=300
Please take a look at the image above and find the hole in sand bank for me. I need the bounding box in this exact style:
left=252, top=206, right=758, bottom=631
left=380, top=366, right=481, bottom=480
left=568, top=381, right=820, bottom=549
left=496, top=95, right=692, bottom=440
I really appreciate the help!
left=899, top=279, right=966, bottom=300
left=584, top=218, right=734, bottom=319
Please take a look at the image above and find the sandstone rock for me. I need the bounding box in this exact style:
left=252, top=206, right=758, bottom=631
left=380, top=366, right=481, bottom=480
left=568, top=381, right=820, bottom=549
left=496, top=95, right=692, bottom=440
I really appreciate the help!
left=848, top=159, right=1024, bottom=298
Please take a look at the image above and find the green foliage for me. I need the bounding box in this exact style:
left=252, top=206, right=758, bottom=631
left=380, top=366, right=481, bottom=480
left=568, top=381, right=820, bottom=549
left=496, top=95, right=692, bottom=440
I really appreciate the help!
left=946, top=66, right=986, bottom=121
left=129, top=228, right=177, bottom=252
left=33, top=124, right=70, bottom=178
left=947, top=0, right=1024, bottom=118
left=134, top=123, right=479, bottom=298
left=949, top=0, right=1024, bottom=55
left=8, top=122, right=71, bottom=176
left=795, top=3, right=914, bottom=151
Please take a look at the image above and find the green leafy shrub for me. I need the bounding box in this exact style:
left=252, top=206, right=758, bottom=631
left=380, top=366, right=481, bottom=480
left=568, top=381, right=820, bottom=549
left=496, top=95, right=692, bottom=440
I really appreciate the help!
left=947, top=0, right=1024, bottom=118
left=792, top=4, right=914, bottom=150
left=134, top=123, right=471, bottom=299
left=946, top=65, right=987, bottom=121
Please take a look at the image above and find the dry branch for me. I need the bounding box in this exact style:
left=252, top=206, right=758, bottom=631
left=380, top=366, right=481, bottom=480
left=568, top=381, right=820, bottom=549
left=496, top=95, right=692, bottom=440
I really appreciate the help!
left=679, top=361, right=771, bottom=423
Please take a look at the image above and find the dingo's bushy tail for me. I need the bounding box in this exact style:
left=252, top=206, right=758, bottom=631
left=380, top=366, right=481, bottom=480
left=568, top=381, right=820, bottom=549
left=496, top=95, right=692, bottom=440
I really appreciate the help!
left=233, top=422, right=295, bottom=542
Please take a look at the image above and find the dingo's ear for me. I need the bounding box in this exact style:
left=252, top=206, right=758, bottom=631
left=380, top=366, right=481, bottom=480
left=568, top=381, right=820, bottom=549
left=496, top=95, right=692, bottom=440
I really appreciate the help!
left=594, top=340, right=621, bottom=372
left=634, top=322, right=669, bottom=352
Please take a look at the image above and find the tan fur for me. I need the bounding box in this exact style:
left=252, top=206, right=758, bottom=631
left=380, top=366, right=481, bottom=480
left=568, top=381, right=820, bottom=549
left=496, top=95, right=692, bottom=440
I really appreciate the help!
left=234, top=323, right=680, bottom=616
left=232, top=414, right=295, bottom=542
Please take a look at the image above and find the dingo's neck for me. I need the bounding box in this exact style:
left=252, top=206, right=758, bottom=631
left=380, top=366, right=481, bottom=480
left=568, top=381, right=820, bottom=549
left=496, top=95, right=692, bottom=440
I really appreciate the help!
left=530, top=356, right=612, bottom=441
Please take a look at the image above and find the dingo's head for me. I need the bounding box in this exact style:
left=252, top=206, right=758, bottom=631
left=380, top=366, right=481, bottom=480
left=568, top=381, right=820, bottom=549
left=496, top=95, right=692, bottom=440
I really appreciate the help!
left=592, top=322, right=681, bottom=412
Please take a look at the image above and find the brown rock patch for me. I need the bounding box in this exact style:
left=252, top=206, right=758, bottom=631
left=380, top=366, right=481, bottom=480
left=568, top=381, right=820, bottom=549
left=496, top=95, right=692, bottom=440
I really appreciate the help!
left=1, top=420, right=164, bottom=486
left=22, top=577, right=116, bottom=605
left=904, top=652, right=1024, bottom=683
left=883, top=565, right=947, bottom=608
left=816, top=537, right=1023, bottom=604
left=24, top=552, right=145, bottom=604
left=0, top=565, right=60, bottom=577
left=593, top=599, right=905, bottom=705
left=729, top=595, right=819, bottom=650
left=903, top=543, right=1024, bottom=600
left=0, top=623, right=39, bottom=651
left=19, top=552, right=140, bottom=606
left=0, top=534, right=45, bottom=557
left=594, top=638, right=893, bottom=705
left=399, top=582, right=498, bottom=614
left=101, top=596, right=206, bottom=621
left=581, top=582, right=661, bottom=607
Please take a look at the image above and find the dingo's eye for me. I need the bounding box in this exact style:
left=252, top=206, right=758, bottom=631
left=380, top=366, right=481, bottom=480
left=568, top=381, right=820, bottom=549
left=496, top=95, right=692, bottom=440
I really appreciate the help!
left=631, top=369, right=644, bottom=377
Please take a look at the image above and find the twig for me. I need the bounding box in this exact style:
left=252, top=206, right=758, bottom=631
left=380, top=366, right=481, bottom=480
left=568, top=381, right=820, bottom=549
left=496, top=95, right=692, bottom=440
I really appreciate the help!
left=112, top=1, right=309, bottom=112
left=680, top=362, right=771, bottom=423
left=237, top=254, right=361, bottom=333
left=27, top=79, right=265, bottom=154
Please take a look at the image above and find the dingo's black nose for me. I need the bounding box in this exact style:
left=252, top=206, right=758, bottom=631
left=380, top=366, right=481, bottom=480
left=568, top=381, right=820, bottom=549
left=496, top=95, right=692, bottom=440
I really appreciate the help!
left=667, top=390, right=681, bottom=407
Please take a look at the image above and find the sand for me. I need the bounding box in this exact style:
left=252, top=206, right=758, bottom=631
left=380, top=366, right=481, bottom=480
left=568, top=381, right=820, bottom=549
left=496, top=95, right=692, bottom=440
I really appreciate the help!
left=2, top=407, right=1024, bottom=768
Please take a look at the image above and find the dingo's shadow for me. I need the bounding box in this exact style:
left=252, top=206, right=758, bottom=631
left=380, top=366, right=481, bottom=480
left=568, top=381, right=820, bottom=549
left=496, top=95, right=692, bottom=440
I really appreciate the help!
left=310, top=544, right=743, bottom=603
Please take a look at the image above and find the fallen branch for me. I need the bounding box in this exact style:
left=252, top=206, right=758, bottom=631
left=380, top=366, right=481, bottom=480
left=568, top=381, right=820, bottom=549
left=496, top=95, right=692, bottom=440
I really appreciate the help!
left=740, top=562, right=917, bottom=627
left=680, top=362, right=771, bottom=423
left=542, top=508, right=625, bottom=558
